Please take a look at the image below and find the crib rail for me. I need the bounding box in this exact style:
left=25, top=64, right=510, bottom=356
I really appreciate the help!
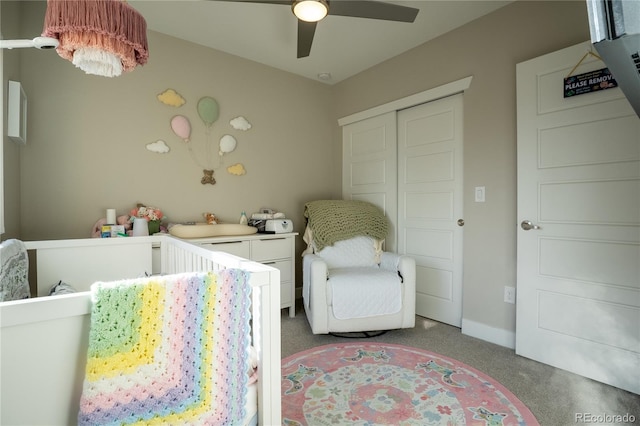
left=24, top=236, right=156, bottom=296
left=1, top=235, right=281, bottom=426
left=162, top=236, right=282, bottom=425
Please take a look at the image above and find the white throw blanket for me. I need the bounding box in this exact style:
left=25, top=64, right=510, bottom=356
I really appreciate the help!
left=328, top=267, right=402, bottom=320
left=0, top=239, right=30, bottom=301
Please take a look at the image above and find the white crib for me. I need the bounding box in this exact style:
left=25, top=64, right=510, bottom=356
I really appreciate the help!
left=0, top=235, right=281, bottom=426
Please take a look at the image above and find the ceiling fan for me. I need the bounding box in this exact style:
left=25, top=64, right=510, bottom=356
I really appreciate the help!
left=214, top=0, right=419, bottom=58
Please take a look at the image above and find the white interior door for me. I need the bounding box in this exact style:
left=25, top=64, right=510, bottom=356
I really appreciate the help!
left=342, top=111, right=398, bottom=251
left=516, top=41, right=640, bottom=394
left=398, top=95, right=464, bottom=327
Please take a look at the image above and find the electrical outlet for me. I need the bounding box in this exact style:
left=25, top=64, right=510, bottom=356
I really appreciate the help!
left=504, top=286, right=516, bottom=304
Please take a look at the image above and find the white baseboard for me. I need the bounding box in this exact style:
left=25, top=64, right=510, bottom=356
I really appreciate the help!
left=461, top=318, right=516, bottom=349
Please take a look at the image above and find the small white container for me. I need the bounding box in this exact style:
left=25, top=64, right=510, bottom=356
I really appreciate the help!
left=106, top=208, right=116, bottom=224
left=239, top=211, right=248, bottom=225
left=132, top=217, right=149, bottom=236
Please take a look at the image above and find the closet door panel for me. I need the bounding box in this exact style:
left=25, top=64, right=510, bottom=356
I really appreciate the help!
left=398, top=95, right=464, bottom=327
left=342, top=111, right=398, bottom=251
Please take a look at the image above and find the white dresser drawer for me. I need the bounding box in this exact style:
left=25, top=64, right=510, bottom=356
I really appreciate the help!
left=201, top=240, right=250, bottom=258
left=261, top=259, right=292, bottom=282
left=251, top=237, right=292, bottom=261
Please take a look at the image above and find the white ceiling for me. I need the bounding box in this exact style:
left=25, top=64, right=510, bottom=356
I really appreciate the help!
left=130, top=0, right=513, bottom=84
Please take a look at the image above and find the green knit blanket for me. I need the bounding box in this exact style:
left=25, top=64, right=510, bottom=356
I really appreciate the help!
left=304, top=200, right=389, bottom=251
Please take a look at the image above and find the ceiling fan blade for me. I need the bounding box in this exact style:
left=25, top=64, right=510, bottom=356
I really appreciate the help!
left=297, top=20, right=317, bottom=58
left=328, top=1, right=419, bottom=22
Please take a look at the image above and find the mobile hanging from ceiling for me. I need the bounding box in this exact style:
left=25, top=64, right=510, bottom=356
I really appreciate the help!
left=1, top=0, right=149, bottom=78
left=42, top=0, right=149, bottom=77
left=214, top=0, right=419, bottom=58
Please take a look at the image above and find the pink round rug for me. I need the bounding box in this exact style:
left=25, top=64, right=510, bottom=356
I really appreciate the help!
left=281, top=342, right=539, bottom=425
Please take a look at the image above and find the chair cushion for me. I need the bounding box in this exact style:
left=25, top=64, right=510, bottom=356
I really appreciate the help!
left=316, top=236, right=380, bottom=269
left=327, top=267, right=402, bottom=320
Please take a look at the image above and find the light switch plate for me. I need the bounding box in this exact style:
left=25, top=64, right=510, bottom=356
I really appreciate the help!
left=475, top=186, right=485, bottom=202
left=504, top=286, right=516, bottom=304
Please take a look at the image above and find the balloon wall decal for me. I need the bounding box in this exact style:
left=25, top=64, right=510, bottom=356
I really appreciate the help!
left=219, top=134, right=237, bottom=156
left=197, top=96, right=219, bottom=128
left=170, top=115, right=191, bottom=142
left=158, top=91, right=254, bottom=182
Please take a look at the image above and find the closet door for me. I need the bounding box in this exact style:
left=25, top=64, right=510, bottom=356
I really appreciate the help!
left=342, top=111, right=398, bottom=251
left=398, top=95, right=464, bottom=327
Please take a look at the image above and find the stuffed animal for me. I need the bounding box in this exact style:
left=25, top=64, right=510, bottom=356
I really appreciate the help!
left=91, top=215, right=132, bottom=238
left=204, top=212, right=218, bottom=224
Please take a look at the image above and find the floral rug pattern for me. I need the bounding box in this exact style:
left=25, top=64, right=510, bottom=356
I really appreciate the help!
left=281, top=343, right=539, bottom=426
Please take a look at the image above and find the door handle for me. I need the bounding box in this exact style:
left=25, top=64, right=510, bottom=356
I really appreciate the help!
left=521, top=220, right=541, bottom=231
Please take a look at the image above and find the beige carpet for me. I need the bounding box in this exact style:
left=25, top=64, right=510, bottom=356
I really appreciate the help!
left=281, top=305, right=640, bottom=426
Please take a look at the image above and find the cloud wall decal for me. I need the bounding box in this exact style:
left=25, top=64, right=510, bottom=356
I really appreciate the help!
left=230, top=116, right=252, bottom=131
left=227, top=163, right=246, bottom=176
left=157, top=89, right=186, bottom=107
left=146, top=140, right=171, bottom=153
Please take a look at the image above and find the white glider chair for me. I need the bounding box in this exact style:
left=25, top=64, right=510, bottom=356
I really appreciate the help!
left=302, top=200, right=416, bottom=336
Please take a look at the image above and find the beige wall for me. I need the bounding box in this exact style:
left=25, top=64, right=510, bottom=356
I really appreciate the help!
left=3, top=1, right=591, bottom=340
left=2, top=1, right=23, bottom=239
left=6, top=1, right=336, bottom=248
left=332, top=0, right=590, bottom=336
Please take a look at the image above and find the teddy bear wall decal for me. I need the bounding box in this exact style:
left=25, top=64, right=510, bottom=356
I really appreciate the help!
left=201, top=169, right=216, bottom=185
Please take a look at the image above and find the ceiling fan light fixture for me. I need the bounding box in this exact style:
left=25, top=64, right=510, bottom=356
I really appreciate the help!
left=292, top=0, right=328, bottom=23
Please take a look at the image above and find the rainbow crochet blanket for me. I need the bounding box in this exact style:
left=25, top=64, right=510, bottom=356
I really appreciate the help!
left=78, top=270, right=252, bottom=425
